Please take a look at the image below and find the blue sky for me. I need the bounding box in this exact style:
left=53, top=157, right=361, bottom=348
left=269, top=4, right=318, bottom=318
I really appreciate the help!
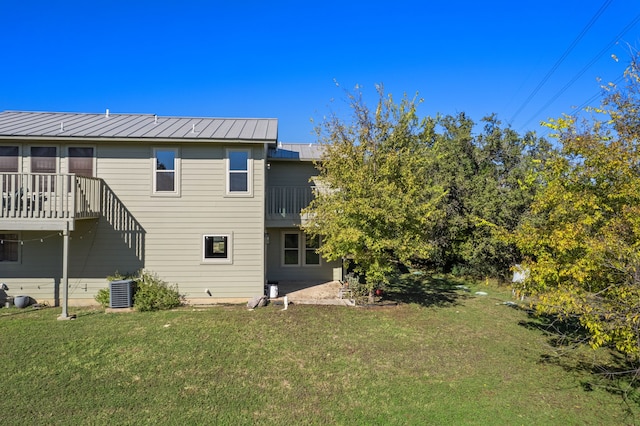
left=2, top=1, right=639, bottom=142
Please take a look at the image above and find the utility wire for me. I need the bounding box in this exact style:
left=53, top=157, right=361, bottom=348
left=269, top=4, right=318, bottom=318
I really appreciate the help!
left=520, top=13, right=640, bottom=129
left=509, top=0, right=613, bottom=123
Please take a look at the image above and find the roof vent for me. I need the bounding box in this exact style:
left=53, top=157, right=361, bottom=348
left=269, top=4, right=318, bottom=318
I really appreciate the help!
left=154, top=115, right=158, bottom=124
left=105, top=108, right=110, bottom=118
left=60, top=122, right=64, bottom=132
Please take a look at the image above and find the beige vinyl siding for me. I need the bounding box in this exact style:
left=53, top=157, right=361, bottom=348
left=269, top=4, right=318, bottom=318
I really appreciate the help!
left=1, top=141, right=267, bottom=304
left=90, top=142, right=266, bottom=299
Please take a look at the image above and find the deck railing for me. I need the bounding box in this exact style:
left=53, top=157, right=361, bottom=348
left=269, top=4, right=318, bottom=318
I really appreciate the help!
left=266, top=185, right=314, bottom=221
left=1, top=173, right=101, bottom=220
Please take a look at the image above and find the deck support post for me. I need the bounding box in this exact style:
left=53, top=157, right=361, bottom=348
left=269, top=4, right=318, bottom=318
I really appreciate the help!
left=57, top=221, right=74, bottom=320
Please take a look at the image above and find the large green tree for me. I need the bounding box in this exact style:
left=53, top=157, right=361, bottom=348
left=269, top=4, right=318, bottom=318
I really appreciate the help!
left=514, top=58, right=640, bottom=356
left=301, top=87, right=445, bottom=298
left=427, top=113, right=552, bottom=279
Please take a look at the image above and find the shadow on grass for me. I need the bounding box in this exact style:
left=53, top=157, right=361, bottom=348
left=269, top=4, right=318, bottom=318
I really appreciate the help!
left=382, top=272, right=469, bottom=308
left=519, top=310, right=640, bottom=413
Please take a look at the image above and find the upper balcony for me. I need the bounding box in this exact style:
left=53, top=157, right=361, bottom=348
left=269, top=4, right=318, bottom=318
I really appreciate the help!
left=266, top=185, right=314, bottom=227
left=1, top=173, right=102, bottom=231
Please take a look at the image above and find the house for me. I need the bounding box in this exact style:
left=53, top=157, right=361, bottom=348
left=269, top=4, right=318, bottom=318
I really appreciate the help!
left=0, top=110, right=341, bottom=308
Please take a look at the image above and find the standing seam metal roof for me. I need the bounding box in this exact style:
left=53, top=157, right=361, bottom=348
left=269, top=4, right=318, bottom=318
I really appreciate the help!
left=0, top=111, right=278, bottom=141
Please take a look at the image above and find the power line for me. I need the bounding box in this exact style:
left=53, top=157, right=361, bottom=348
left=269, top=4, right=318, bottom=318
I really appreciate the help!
left=520, top=13, right=640, bottom=129
left=509, top=0, right=613, bottom=124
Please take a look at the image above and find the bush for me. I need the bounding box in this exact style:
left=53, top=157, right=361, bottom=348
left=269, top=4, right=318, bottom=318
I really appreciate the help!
left=133, top=271, right=183, bottom=312
left=94, top=270, right=184, bottom=311
left=94, top=288, right=110, bottom=308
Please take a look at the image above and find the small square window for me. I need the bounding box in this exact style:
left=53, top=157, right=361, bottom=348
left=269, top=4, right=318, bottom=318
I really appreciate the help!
left=203, top=234, right=232, bottom=263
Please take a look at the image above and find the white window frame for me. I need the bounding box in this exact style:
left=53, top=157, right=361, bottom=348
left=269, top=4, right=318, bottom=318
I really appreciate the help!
left=281, top=231, right=322, bottom=267
left=202, top=233, right=233, bottom=264
left=152, top=147, right=181, bottom=196
left=225, top=148, right=252, bottom=196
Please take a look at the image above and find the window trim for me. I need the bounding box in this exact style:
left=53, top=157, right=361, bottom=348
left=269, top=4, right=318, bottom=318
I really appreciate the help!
left=152, top=147, right=181, bottom=197
left=225, top=148, right=252, bottom=197
left=202, top=233, right=233, bottom=264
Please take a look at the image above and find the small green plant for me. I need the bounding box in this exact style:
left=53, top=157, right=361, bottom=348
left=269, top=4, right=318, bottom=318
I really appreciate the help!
left=95, top=270, right=184, bottom=311
left=94, top=288, right=110, bottom=308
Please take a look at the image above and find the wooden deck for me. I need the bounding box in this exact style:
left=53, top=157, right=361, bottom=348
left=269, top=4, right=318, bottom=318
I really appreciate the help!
left=1, top=173, right=101, bottom=231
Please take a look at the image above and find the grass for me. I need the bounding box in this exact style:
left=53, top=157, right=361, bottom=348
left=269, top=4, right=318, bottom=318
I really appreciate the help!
left=1, top=275, right=638, bottom=425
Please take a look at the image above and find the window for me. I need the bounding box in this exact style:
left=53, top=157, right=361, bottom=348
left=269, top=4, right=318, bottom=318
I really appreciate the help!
left=0, top=233, right=19, bottom=262
left=31, top=147, right=56, bottom=174
left=283, top=233, right=299, bottom=265
left=31, top=146, right=57, bottom=191
left=0, top=146, right=18, bottom=173
left=153, top=148, right=180, bottom=195
left=304, top=234, right=321, bottom=265
left=282, top=232, right=321, bottom=267
left=203, top=234, right=232, bottom=263
left=226, top=149, right=251, bottom=195
left=68, top=147, right=94, bottom=177
left=0, top=146, right=19, bottom=192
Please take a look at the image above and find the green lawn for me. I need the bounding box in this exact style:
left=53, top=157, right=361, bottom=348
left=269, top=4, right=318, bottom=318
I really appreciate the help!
left=1, top=277, right=637, bottom=425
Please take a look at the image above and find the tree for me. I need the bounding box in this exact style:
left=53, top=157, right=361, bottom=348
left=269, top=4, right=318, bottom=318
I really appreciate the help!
left=514, top=58, right=640, bottom=357
left=426, top=113, right=552, bottom=279
left=301, top=86, right=445, bottom=300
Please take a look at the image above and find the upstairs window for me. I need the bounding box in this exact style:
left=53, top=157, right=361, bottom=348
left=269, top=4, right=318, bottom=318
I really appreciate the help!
left=226, top=149, right=251, bottom=195
left=153, top=148, right=180, bottom=195
left=0, top=146, right=19, bottom=192
left=0, top=146, right=18, bottom=173
left=31, top=147, right=57, bottom=174
left=68, top=147, right=94, bottom=177
left=31, top=146, right=57, bottom=191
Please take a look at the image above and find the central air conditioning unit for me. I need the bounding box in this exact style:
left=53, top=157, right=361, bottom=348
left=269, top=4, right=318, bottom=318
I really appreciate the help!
left=109, top=279, right=134, bottom=308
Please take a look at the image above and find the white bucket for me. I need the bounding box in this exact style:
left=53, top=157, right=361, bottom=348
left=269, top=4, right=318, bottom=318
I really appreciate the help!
left=268, top=284, right=278, bottom=298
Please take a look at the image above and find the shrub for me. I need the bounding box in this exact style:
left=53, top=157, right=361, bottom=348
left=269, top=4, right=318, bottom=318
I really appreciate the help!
left=94, top=288, right=110, bottom=308
left=133, top=271, right=183, bottom=312
left=94, top=270, right=184, bottom=311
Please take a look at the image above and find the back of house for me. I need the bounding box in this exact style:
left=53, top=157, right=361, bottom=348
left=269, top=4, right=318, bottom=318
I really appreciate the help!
left=0, top=110, right=340, bottom=307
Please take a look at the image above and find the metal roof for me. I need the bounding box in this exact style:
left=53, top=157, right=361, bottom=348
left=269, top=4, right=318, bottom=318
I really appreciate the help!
left=268, top=143, right=324, bottom=161
left=0, top=111, right=278, bottom=142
